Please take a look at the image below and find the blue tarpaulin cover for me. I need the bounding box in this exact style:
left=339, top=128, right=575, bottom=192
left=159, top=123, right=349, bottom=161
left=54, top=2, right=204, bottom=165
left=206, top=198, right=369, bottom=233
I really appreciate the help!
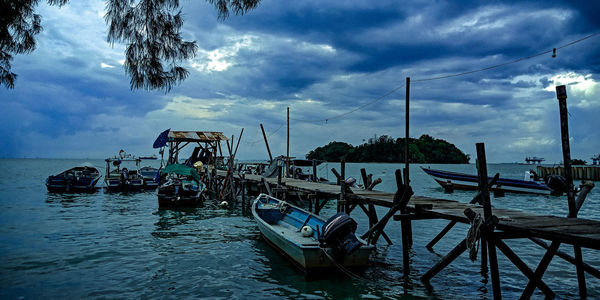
left=153, top=129, right=170, bottom=148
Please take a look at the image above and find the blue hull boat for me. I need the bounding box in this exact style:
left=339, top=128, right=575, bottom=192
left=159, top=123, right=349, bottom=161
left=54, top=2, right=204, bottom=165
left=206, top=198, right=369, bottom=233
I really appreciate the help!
left=252, top=194, right=374, bottom=273
left=421, top=167, right=554, bottom=195
left=46, top=163, right=101, bottom=193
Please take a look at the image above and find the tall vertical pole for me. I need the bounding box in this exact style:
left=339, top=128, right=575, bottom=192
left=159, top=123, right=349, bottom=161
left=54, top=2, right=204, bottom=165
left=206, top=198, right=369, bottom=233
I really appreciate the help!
left=285, top=106, right=290, bottom=177
left=476, top=143, right=501, bottom=300
left=556, top=85, right=586, bottom=297
left=405, top=77, right=410, bottom=184
left=260, top=124, right=273, bottom=162
left=556, top=85, right=575, bottom=217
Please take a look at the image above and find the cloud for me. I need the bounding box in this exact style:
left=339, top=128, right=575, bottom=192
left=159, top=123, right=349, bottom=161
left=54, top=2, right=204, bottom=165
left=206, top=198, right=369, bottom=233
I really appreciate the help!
left=1, top=0, right=598, bottom=163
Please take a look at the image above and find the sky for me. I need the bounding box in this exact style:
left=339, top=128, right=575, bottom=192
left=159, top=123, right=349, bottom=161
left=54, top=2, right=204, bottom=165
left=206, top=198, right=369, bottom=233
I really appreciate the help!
left=1, top=0, right=599, bottom=163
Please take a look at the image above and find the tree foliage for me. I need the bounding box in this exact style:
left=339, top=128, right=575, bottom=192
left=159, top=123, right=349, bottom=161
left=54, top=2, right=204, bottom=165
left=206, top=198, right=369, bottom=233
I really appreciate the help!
left=306, top=134, right=470, bottom=164
left=1, top=0, right=260, bottom=91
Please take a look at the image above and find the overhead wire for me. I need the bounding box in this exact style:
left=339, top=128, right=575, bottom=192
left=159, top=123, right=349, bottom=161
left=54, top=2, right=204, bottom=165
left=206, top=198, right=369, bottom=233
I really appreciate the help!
left=242, top=123, right=286, bottom=146
left=286, top=31, right=600, bottom=124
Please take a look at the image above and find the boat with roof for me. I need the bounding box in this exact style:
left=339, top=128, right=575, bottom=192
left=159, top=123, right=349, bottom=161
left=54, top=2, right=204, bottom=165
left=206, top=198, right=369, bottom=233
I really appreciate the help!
left=152, top=129, right=229, bottom=208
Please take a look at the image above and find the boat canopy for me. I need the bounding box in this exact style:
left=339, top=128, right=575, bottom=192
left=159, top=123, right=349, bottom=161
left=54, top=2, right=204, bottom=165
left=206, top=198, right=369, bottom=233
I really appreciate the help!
left=168, top=131, right=228, bottom=142
left=162, top=164, right=202, bottom=182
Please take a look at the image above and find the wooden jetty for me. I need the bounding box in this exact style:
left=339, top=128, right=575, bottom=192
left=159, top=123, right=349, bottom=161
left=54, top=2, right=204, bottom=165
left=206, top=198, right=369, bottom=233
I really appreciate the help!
left=210, top=154, right=598, bottom=299
left=200, top=83, right=598, bottom=299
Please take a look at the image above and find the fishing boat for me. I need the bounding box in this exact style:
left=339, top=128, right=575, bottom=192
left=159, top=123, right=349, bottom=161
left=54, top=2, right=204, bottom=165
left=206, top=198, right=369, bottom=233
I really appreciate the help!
left=157, top=164, right=205, bottom=207
left=139, top=154, right=157, bottom=160
left=252, top=193, right=374, bottom=273
left=152, top=129, right=229, bottom=208
left=139, top=166, right=159, bottom=190
left=104, top=151, right=144, bottom=192
left=45, top=163, right=101, bottom=193
left=421, top=167, right=567, bottom=195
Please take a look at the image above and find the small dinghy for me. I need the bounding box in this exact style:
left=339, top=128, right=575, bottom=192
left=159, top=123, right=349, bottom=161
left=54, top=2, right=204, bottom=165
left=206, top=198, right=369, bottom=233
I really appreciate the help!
left=252, top=193, right=374, bottom=273
left=46, top=163, right=101, bottom=193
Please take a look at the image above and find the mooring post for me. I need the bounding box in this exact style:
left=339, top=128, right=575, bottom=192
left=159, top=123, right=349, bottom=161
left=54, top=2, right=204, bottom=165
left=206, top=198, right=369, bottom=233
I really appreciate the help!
left=340, top=180, right=346, bottom=213
left=341, top=159, right=346, bottom=183
left=556, top=84, right=586, bottom=297
left=331, top=168, right=341, bottom=185
left=312, top=160, right=318, bottom=182
left=405, top=77, right=410, bottom=184
left=476, top=143, right=501, bottom=300
left=402, top=168, right=413, bottom=247
left=360, top=168, right=369, bottom=189
left=285, top=106, right=290, bottom=178
left=241, top=173, right=246, bottom=208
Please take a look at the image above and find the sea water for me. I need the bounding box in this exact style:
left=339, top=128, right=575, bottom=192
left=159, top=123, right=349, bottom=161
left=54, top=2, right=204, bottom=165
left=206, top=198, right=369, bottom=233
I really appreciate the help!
left=0, top=159, right=598, bottom=299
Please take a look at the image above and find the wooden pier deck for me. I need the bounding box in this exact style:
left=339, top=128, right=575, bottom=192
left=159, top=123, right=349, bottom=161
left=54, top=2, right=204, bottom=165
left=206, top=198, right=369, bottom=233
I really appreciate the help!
left=227, top=171, right=600, bottom=251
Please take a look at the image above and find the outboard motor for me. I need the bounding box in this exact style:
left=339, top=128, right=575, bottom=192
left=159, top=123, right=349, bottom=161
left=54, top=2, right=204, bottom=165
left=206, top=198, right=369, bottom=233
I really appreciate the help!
left=546, top=175, right=568, bottom=196
left=320, top=212, right=362, bottom=259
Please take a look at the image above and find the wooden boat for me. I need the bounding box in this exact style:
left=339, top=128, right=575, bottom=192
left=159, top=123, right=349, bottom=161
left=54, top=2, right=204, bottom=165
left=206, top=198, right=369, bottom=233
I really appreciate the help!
left=252, top=193, right=374, bottom=273
left=421, top=167, right=556, bottom=195
left=152, top=130, right=229, bottom=208
left=104, top=153, right=144, bottom=192
left=46, top=163, right=101, bottom=193
left=157, top=164, right=205, bottom=208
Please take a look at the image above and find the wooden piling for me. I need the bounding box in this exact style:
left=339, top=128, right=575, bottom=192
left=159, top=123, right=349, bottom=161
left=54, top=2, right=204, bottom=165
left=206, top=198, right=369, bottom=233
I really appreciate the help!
left=476, top=143, right=501, bottom=300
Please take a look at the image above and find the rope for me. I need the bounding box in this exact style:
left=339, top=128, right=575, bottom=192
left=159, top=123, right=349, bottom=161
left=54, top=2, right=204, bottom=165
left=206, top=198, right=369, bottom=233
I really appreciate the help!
left=466, top=213, right=484, bottom=262
left=320, top=248, right=367, bottom=281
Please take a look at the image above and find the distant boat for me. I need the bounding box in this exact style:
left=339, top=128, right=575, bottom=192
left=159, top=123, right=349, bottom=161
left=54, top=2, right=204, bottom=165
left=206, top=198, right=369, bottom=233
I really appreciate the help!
left=104, top=153, right=144, bottom=192
left=252, top=194, right=374, bottom=273
left=139, top=154, right=157, bottom=160
left=421, top=167, right=564, bottom=195
left=46, top=163, right=101, bottom=193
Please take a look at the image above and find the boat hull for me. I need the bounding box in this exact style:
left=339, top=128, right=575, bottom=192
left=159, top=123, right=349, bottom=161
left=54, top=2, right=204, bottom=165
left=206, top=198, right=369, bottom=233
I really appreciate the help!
left=421, top=167, right=552, bottom=195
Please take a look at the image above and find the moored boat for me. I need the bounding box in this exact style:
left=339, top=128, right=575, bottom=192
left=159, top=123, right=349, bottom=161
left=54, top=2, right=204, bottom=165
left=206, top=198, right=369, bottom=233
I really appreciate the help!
left=104, top=152, right=144, bottom=192
left=139, top=166, right=159, bottom=190
left=421, top=167, right=564, bottom=195
left=152, top=129, right=229, bottom=208
left=157, top=164, right=205, bottom=207
left=46, top=163, right=101, bottom=193
left=252, top=193, right=374, bottom=273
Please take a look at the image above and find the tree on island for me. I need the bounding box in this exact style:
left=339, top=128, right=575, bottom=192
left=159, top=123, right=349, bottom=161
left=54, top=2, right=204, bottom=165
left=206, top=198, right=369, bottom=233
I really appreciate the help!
left=306, top=134, right=470, bottom=164
left=1, top=0, right=260, bottom=91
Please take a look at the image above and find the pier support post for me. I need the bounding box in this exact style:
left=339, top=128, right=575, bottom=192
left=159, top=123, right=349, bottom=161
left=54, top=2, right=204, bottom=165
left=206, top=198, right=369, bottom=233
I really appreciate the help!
left=476, top=143, right=501, bottom=300
left=522, top=85, right=589, bottom=299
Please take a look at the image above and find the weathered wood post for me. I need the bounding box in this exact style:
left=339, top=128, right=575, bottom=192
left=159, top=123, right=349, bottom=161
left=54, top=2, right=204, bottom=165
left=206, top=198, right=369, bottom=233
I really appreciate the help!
left=260, top=124, right=273, bottom=163
left=312, top=160, right=318, bottom=182
left=405, top=77, right=410, bottom=184
left=285, top=106, right=290, bottom=177
left=476, top=143, right=501, bottom=300
left=556, top=84, right=586, bottom=297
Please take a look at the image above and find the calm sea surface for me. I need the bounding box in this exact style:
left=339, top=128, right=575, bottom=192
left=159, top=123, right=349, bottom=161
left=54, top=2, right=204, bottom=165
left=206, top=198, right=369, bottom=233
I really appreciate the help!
left=0, top=159, right=598, bottom=299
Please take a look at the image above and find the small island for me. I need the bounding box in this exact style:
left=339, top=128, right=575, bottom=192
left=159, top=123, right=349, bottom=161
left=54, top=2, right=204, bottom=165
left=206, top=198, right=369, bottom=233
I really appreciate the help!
left=306, top=134, right=470, bottom=163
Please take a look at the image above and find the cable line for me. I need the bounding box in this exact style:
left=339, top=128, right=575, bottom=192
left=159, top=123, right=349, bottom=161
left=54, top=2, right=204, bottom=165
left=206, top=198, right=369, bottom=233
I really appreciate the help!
left=287, top=31, right=599, bottom=124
